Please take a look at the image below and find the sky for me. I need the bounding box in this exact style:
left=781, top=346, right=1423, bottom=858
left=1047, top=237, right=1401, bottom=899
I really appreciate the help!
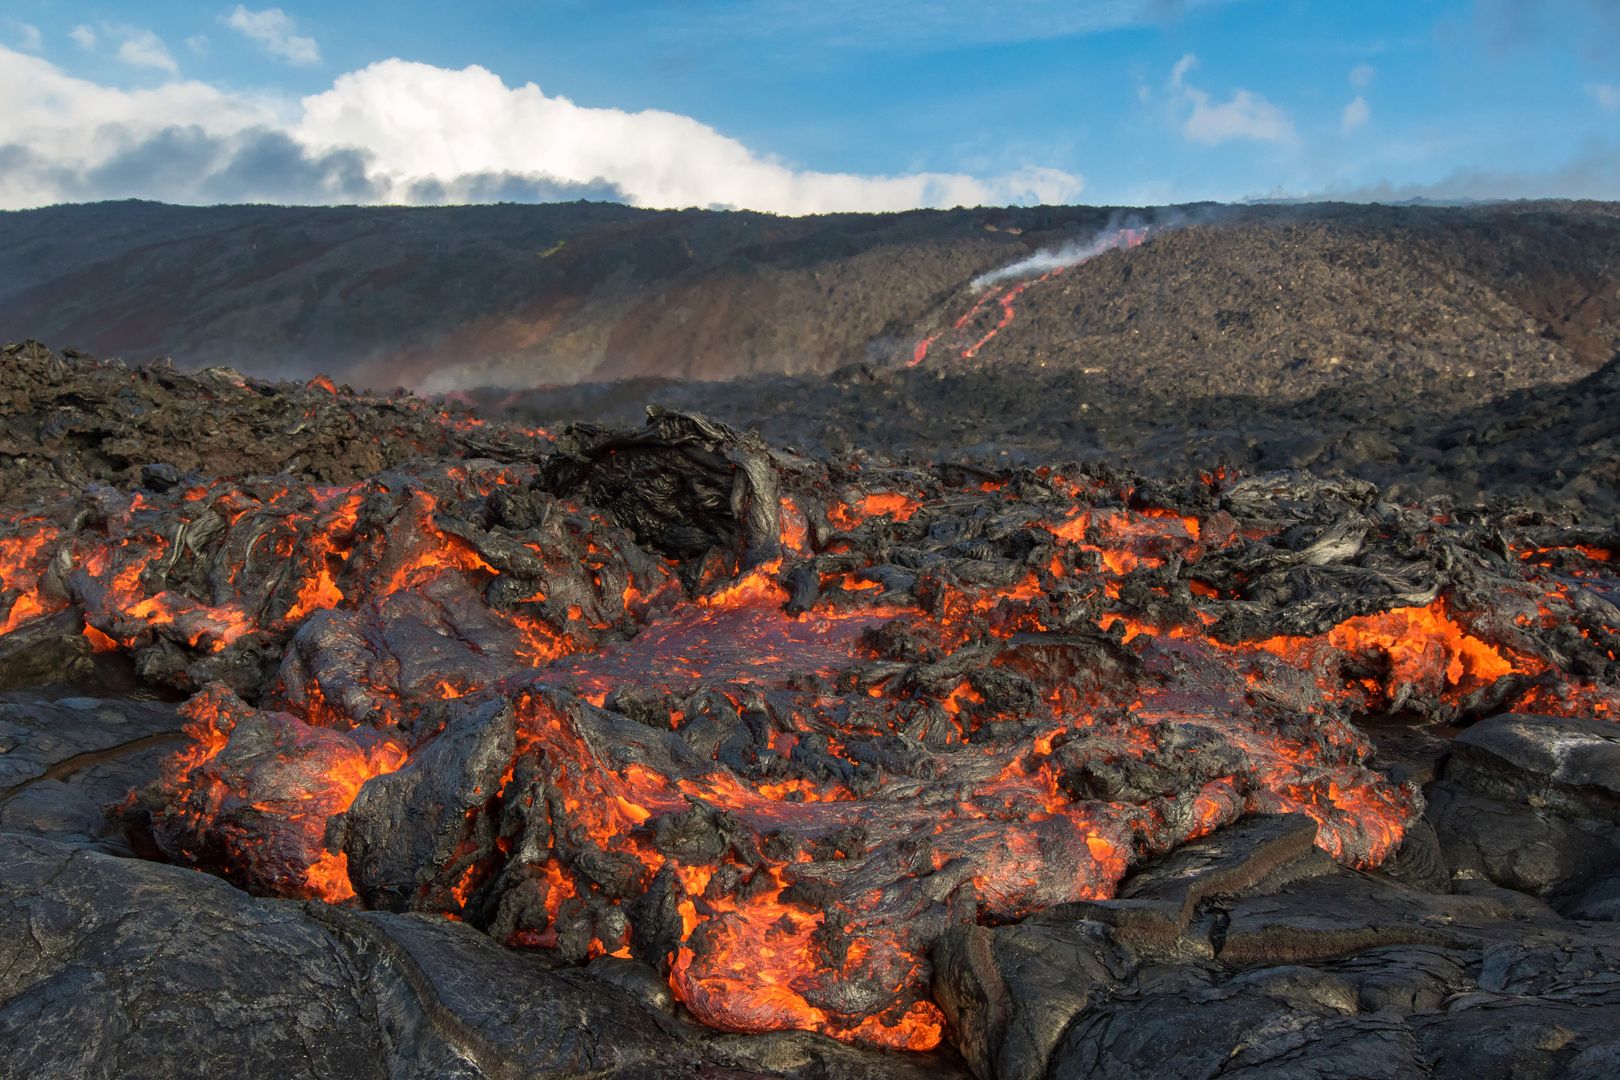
left=2, top=1, right=1617, bottom=213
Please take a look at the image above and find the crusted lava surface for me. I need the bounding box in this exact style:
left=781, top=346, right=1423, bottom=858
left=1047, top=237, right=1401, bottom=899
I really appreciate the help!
left=3, top=343, right=1620, bottom=1077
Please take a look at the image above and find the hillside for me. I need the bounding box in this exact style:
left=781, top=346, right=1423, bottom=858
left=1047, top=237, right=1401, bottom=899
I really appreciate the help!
left=1, top=200, right=1617, bottom=397
left=0, top=200, right=1026, bottom=389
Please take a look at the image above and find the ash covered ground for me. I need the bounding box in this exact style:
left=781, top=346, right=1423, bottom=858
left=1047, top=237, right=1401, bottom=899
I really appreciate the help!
left=3, top=336, right=1620, bottom=1079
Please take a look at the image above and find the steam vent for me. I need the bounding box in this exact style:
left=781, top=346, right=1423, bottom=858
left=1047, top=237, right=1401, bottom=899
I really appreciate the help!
left=3, top=328, right=1620, bottom=1080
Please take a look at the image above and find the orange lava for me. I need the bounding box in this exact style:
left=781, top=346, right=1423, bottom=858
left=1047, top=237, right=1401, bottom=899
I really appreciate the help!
left=5, top=447, right=1616, bottom=1056
left=1254, top=599, right=1534, bottom=692
left=827, top=492, right=922, bottom=529
left=909, top=226, right=1153, bottom=366
left=0, top=525, right=64, bottom=634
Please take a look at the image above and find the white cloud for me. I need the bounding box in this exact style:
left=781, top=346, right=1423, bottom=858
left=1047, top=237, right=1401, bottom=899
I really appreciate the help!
left=0, top=47, right=276, bottom=186
left=1183, top=89, right=1295, bottom=144
left=116, top=28, right=179, bottom=74
left=0, top=47, right=1083, bottom=214
left=1341, top=95, right=1371, bottom=135
left=8, top=20, right=43, bottom=53
left=1589, top=83, right=1620, bottom=111
left=1168, top=56, right=1295, bottom=145
left=223, top=6, right=320, bottom=66
left=294, top=60, right=1082, bottom=212
left=64, top=23, right=183, bottom=73
left=1170, top=52, right=1198, bottom=89
left=1349, top=63, right=1376, bottom=89
left=187, top=34, right=211, bottom=55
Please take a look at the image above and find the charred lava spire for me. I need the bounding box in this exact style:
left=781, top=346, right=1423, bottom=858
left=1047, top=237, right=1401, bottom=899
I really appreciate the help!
left=536, top=406, right=786, bottom=574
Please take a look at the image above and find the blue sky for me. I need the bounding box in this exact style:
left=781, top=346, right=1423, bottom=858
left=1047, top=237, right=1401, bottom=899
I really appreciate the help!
left=2, top=1, right=1617, bottom=211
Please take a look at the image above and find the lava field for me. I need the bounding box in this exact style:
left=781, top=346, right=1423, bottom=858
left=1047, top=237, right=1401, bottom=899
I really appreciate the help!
left=3, top=342, right=1620, bottom=1078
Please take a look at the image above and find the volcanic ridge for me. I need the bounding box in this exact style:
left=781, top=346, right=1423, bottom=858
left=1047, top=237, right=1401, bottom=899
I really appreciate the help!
left=4, top=200, right=1617, bottom=394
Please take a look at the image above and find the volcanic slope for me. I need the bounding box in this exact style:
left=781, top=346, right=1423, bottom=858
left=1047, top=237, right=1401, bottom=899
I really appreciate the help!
left=912, top=205, right=1619, bottom=397
left=1, top=200, right=1616, bottom=396
left=3, top=344, right=1620, bottom=1078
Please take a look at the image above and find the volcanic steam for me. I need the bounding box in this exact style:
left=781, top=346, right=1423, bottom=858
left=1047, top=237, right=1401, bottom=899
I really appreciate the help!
left=910, top=218, right=1166, bottom=367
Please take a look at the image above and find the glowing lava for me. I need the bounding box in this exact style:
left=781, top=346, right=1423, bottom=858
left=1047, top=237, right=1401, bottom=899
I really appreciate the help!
left=910, top=225, right=1153, bottom=367
left=3, top=432, right=1617, bottom=1053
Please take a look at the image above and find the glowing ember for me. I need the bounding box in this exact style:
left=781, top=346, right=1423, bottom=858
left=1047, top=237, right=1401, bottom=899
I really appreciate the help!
left=1255, top=600, right=1532, bottom=695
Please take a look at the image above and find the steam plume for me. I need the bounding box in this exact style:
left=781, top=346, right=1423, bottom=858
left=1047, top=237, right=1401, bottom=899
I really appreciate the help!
left=971, top=213, right=1181, bottom=290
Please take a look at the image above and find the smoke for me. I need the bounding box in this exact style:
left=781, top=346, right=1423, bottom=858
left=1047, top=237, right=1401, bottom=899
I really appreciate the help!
left=403, top=172, right=628, bottom=205
left=970, top=211, right=1187, bottom=290
left=1263, top=140, right=1620, bottom=205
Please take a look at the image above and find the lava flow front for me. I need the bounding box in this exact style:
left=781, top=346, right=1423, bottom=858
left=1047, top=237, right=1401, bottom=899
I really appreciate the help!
left=2, top=408, right=1617, bottom=1052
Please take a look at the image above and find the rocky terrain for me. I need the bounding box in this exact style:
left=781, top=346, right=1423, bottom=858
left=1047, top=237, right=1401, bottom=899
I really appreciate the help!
left=482, top=345, right=1620, bottom=520
left=2, top=200, right=1617, bottom=398
left=10, top=198, right=1616, bottom=522
left=2, top=342, right=1619, bottom=1078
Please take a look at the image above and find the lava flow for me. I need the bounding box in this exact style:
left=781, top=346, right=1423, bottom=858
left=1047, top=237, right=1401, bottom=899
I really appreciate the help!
left=3, top=408, right=1618, bottom=1052
left=911, top=226, right=1153, bottom=367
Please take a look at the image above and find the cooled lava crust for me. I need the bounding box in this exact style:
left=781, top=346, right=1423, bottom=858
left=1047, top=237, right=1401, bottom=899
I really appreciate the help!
left=2, top=358, right=1617, bottom=1051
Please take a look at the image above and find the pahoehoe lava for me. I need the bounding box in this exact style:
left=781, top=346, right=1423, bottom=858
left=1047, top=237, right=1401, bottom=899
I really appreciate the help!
left=3, top=339, right=1620, bottom=1077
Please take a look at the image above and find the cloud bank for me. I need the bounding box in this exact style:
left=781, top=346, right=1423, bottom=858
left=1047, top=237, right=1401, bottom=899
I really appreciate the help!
left=0, top=47, right=1083, bottom=214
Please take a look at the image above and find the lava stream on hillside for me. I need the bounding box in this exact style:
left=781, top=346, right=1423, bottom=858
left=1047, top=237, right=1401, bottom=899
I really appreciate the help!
left=2, top=409, right=1617, bottom=1051
left=911, top=226, right=1153, bottom=367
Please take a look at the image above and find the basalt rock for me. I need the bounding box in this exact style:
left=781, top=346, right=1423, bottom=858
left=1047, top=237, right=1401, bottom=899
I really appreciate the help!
left=0, top=339, right=548, bottom=510
left=1447, top=713, right=1620, bottom=820
left=1425, top=713, right=1620, bottom=909
left=934, top=824, right=1620, bottom=1080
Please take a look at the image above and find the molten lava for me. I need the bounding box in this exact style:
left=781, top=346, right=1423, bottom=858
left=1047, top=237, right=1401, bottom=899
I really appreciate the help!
left=910, top=225, right=1154, bottom=367
left=3, top=413, right=1617, bottom=1053
left=0, top=524, right=64, bottom=634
